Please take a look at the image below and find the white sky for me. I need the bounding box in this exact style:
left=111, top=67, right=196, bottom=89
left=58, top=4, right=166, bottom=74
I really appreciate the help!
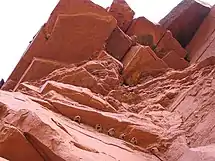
left=0, top=0, right=214, bottom=80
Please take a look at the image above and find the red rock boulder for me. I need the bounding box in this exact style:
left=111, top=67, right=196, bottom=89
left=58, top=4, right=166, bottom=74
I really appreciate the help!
left=186, top=5, right=215, bottom=63
left=108, top=0, right=135, bottom=32
left=159, top=0, right=211, bottom=47
left=45, top=0, right=110, bottom=34
left=154, top=31, right=187, bottom=58
left=6, top=13, right=117, bottom=91
left=162, top=51, right=189, bottom=70
left=105, top=26, right=132, bottom=60
left=122, top=45, right=168, bottom=85
left=127, top=17, right=166, bottom=49
left=13, top=58, right=67, bottom=91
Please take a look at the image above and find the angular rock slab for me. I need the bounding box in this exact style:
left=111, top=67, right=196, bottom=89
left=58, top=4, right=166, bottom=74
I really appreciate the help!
left=162, top=51, right=189, bottom=70
left=40, top=81, right=117, bottom=112
left=155, top=31, right=187, bottom=58
left=108, top=0, right=135, bottom=32
left=0, top=122, right=44, bottom=161
left=6, top=13, right=116, bottom=91
left=159, top=0, right=211, bottom=47
left=127, top=17, right=166, bottom=48
left=14, top=58, right=67, bottom=91
left=122, top=45, right=168, bottom=85
left=45, top=0, right=110, bottom=34
left=105, top=26, right=132, bottom=60
left=0, top=91, right=160, bottom=161
left=186, top=6, right=215, bottom=63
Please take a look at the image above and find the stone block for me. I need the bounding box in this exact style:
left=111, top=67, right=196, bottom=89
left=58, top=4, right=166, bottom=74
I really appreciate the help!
left=159, top=0, right=211, bottom=47
left=122, top=45, right=167, bottom=85
left=108, top=0, right=135, bottom=32
left=162, top=51, right=189, bottom=70
left=127, top=17, right=166, bottom=48
left=105, top=26, right=132, bottom=60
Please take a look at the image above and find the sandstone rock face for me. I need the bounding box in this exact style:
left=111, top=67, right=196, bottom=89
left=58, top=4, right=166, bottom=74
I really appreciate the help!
left=162, top=51, right=189, bottom=70
left=127, top=17, right=166, bottom=49
left=105, top=26, right=132, bottom=60
left=155, top=31, right=187, bottom=58
left=5, top=0, right=117, bottom=91
left=179, top=144, right=215, bottom=161
left=2, top=0, right=215, bottom=161
left=186, top=6, right=215, bottom=63
left=159, top=0, right=211, bottom=48
left=122, top=45, right=168, bottom=85
left=45, top=0, right=110, bottom=34
left=108, top=0, right=135, bottom=32
left=13, top=58, right=67, bottom=91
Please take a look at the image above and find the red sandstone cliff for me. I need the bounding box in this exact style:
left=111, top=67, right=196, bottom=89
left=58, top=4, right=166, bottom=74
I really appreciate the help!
left=1, top=0, right=215, bottom=160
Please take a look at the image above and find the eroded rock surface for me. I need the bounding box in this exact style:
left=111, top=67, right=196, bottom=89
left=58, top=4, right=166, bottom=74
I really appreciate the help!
left=1, top=0, right=215, bottom=160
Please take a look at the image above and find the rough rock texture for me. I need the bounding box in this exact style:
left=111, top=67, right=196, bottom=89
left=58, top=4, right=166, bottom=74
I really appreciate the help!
left=186, top=5, right=215, bottom=63
left=5, top=0, right=117, bottom=91
left=1, top=0, right=215, bottom=161
left=159, top=0, right=211, bottom=48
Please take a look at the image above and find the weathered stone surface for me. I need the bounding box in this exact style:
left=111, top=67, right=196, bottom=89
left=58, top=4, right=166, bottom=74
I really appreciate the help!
left=127, top=17, right=166, bottom=48
left=179, top=144, right=215, bottom=161
left=13, top=58, right=67, bottom=91
left=45, top=0, right=110, bottom=34
left=3, top=1, right=215, bottom=160
left=0, top=90, right=160, bottom=161
left=40, top=81, right=117, bottom=112
left=6, top=13, right=116, bottom=91
left=122, top=45, right=168, bottom=85
left=105, top=26, right=132, bottom=60
left=0, top=122, right=44, bottom=161
left=159, top=0, right=211, bottom=48
left=108, top=0, right=135, bottom=32
left=155, top=31, right=187, bottom=58
left=162, top=51, right=189, bottom=70
left=186, top=6, right=215, bottom=63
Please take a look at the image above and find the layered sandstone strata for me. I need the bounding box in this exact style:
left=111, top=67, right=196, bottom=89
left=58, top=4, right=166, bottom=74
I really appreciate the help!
left=1, top=0, right=214, bottom=161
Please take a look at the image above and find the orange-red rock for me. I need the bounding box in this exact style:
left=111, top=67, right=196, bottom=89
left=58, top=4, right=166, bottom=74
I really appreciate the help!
left=41, top=81, right=117, bottom=112
left=0, top=123, right=44, bottom=161
left=122, top=45, right=168, bottom=85
left=13, top=58, right=67, bottom=91
left=0, top=90, right=161, bottom=161
left=3, top=1, right=215, bottom=160
left=127, top=17, right=166, bottom=48
left=1, top=79, right=16, bottom=91
left=6, top=13, right=116, bottom=91
left=105, top=26, right=132, bottom=60
left=159, top=0, right=211, bottom=47
left=162, top=51, right=189, bottom=70
left=186, top=6, right=215, bottom=63
left=45, top=0, right=110, bottom=34
left=155, top=31, right=187, bottom=58
left=108, top=0, right=135, bottom=32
